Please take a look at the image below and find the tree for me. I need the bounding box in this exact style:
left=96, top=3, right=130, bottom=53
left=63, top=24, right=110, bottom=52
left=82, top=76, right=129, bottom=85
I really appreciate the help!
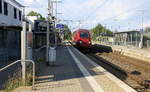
left=63, top=25, right=72, bottom=40
left=145, top=27, right=150, bottom=33
left=90, top=24, right=113, bottom=40
left=27, top=11, right=46, bottom=20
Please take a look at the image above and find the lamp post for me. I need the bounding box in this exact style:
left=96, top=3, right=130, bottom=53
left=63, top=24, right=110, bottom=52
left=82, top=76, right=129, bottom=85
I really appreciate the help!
left=138, top=10, right=144, bottom=48
left=46, top=0, right=52, bottom=63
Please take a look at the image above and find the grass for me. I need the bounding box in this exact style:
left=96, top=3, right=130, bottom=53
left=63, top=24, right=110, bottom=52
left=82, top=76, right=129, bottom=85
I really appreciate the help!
left=4, top=76, right=23, bottom=92
left=1, top=57, right=45, bottom=92
left=36, top=58, right=45, bottom=63
left=3, top=68, right=33, bottom=92
left=35, top=58, right=46, bottom=73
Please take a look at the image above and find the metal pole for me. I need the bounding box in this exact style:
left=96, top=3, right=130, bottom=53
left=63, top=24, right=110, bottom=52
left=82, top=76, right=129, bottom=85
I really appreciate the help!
left=149, top=40, right=150, bottom=47
left=78, top=20, right=81, bottom=28
left=46, top=0, right=51, bottom=62
left=55, top=2, right=57, bottom=47
left=29, top=24, right=32, bottom=32
left=148, top=40, right=149, bottom=47
left=54, top=2, right=57, bottom=47
left=136, top=32, right=138, bottom=47
left=46, top=21, right=50, bottom=62
left=51, top=2, right=54, bottom=16
left=139, top=10, right=144, bottom=48
left=55, top=2, right=58, bottom=25
left=131, top=33, right=133, bottom=45
left=21, top=21, right=26, bottom=83
left=52, top=1, right=62, bottom=46
left=142, top=11, right=144, bottom=47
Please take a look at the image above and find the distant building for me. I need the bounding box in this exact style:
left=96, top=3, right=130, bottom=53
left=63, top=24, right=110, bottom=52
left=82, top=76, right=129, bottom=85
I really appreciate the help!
left=0, top=0, right=23, bottom=27
left=0, top=0, right=23, bottom=63
left=33, top=20, right=49, bottom=48
left=114, top=31, right=140, bottom=46
left=26, top=16, right=38, bottom=30
left=114, top=31, right=150, bottom=48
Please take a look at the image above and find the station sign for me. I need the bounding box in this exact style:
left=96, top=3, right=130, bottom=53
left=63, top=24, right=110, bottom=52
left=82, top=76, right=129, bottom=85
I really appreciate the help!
left=56, top=24, right=65, bottom=29
left=56, top=24, right=65, bottom=34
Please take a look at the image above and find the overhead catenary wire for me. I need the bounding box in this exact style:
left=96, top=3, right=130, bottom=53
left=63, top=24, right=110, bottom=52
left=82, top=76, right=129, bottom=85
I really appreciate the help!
left=60, top=4, right=82, bottom=29
left=80, top=0, right=109, bottom=28
left=61, top=0, right=109, bottom=29
left=101, top=1, right=150, bottom=31
left=81, top=0, right=150, bottom=30
left=101, top=0, right=150, bottom=23
left=62, top=0, right=150, bottom=31
left=84, top=0, right=109, bottom=21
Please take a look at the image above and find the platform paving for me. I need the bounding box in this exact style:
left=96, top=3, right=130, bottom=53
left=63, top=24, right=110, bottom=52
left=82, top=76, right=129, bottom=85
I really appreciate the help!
left=13, top=44, right=137, bottom=92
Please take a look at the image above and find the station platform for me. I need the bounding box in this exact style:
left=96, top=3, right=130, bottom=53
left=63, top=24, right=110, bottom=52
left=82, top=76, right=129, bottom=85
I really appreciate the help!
left=111, top=45, right=150, bottom=63
left=13, top=43, right=137, bottom=92
left=93, top=42, right=150, bottom=63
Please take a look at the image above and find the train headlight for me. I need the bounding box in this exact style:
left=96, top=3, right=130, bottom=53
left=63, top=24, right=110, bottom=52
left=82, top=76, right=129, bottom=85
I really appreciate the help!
left=79, top=41, right=82, bottom=44
left=88, top=41, right=91, bottom=44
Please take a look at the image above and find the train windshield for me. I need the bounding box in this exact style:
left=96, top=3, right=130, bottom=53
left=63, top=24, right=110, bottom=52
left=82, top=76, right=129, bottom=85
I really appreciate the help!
left=80, top=32, right=89, bottom=38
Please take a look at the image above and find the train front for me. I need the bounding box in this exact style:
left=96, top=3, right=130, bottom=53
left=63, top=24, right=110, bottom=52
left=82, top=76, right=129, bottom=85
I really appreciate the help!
left=77, top=30, right=92, bottom=48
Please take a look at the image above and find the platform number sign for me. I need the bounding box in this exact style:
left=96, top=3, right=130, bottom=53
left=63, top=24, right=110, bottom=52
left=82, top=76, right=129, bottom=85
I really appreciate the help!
left=56, top=24, right=64, bottom=29
left=56, top=24, right=65, bottom=34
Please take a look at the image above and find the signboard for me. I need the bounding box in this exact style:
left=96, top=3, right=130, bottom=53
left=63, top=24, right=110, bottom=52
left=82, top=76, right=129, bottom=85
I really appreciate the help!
left=56, top=24, right=64, bottom=29
left=56, top=24, right=65, bottom=34
left=34, top=20, right=52, bottom=32
left=27, top=32, right=33, bottom=47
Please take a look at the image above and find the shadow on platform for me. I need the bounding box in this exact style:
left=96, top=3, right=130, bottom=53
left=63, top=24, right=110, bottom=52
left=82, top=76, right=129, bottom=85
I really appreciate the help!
left=34, top=45, right=128, bottom=89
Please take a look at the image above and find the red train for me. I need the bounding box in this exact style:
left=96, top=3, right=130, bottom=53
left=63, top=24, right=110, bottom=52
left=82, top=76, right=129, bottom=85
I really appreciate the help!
left=72, top=29, right=92, bottom=48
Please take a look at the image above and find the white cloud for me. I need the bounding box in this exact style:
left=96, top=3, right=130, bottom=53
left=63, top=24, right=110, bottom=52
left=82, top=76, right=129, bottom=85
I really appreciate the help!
left=17, top=0, right=47, bottom=16
left=83, top=0, right=103, bottom=8
left=24, top=0, right=34, bottom=5
left=17, top=0, right=149, bottom=31
left=95, top=0, right=133, bottom=22
left=24, top=0, right=45, bottom=5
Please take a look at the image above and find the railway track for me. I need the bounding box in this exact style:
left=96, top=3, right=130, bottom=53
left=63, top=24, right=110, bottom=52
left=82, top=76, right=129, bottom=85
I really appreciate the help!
left=75, top=44, right=150, bottom=92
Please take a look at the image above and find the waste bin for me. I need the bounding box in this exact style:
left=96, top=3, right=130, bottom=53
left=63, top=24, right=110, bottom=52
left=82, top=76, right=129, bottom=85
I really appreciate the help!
left=48, top=47, right=56, bottom=66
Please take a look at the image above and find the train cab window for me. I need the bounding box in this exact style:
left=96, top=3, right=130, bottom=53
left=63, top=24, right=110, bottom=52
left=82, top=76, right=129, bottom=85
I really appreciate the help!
left=4, top=2, right=8, bottom=16
left=80, top=32, right=89, bottom=38
left=0, top=0, right=2, bottom=13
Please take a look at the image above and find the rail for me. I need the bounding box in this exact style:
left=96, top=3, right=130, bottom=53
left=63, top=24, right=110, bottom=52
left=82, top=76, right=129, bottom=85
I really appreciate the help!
left=0, top=60, right=35, bottom=90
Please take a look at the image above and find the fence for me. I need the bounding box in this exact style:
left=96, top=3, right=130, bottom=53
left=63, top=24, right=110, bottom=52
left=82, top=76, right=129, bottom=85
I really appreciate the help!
left=113, top=41, right=141, bottom=47
left=99, top=36, right=150, bottom=48
left=33, top=46, right=46, bottom=61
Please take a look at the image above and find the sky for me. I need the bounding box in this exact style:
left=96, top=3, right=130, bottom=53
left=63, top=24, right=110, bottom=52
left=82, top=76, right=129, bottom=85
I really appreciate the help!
left=17, top=0, right=150, bottom=32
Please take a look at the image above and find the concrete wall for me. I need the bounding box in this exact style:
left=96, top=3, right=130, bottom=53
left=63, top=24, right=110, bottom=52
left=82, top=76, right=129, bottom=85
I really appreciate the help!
left=26, top=16, right=38, bottom=30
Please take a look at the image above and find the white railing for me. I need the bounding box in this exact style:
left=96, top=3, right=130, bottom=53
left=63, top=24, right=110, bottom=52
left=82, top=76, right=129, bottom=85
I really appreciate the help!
left=0, top=60, right=35, bottom=90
